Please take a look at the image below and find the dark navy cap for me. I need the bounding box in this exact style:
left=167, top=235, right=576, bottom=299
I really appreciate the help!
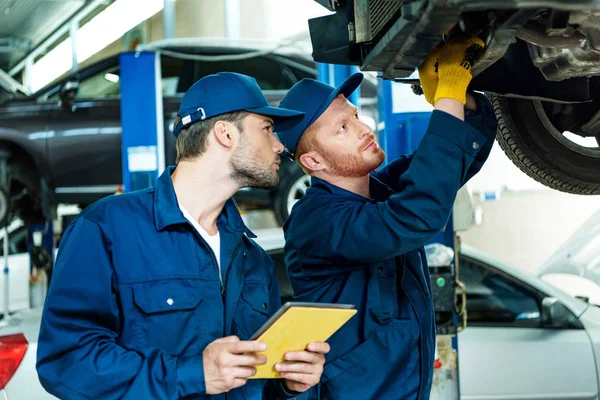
left=277, top=73, right=363, bottom=159
left=173, top=72, right=305, bottom=137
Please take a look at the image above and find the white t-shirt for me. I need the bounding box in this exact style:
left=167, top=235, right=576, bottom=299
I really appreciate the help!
left=180, top=206, right=221, bottom=280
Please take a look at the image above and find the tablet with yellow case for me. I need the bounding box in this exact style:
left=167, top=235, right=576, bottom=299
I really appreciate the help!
left=248, top=302, right=357, bottom=379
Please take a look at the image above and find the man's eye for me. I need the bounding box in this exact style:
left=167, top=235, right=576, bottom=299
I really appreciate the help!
left=339, top=125, right=347, bottom=132
left=355, top=113, right=360, bottom=119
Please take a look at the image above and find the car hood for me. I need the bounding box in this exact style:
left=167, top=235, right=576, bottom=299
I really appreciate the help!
left=538, top=209, right=600, bottom=304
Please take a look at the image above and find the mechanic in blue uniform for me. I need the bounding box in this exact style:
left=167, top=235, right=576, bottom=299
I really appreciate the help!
left=277, top=38, right=498, bottom=399
left=36, top=72, right=330, bottom=400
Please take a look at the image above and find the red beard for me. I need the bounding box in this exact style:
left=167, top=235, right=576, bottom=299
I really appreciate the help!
left=321, top=142, right=386, bottom=178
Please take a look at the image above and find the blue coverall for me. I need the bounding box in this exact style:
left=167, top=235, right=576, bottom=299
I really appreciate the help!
left=283, top=94, right=498, bottom=399
left=37, top=167, right=310, bottom=400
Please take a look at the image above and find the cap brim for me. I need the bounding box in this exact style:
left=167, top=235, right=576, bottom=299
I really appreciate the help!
left=310, top=72, right=364, bottom=126
left=247, top=105, right=305, bottom=131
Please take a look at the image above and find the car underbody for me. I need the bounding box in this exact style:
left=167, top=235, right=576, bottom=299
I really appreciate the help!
left=308, top=0, right=600, bottom=194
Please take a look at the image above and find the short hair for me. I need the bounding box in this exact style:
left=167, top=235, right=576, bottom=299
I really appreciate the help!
left=175, top=111, right=248, bottom=163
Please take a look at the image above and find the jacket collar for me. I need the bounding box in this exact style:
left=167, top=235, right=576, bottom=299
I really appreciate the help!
left=153, top=166, right=256, bottom=238
left=309, top=175, right=394, bottom=202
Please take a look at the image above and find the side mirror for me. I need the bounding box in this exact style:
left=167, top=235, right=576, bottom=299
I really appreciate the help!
left=541, top=297, right=581, bottom=329
left=59, top=80, right=79, bottom=110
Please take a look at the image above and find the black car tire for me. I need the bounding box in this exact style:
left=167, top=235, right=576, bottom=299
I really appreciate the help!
left=273, top=164, right=311, bottom=226
left=491, top=94, right=600, bottom=195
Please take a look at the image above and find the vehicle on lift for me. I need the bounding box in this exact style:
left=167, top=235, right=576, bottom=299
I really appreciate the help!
left=0, top=41, right=378, bottom=228
left=308, top=0, right=600, bottom=195
left=3, top=228, right=599, bottom=399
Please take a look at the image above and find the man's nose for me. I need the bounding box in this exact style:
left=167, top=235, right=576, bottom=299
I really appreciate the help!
left=358, top=119, right=373, bottom=138
left=271, top=132, right=284, bottom=154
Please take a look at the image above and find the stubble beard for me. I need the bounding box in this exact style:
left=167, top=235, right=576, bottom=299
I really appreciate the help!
left=229, top=134, right=280, bottom=189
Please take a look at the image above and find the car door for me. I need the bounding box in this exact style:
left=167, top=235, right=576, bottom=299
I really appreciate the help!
left=45, top=55, right=193, bottom=204
left=457, top=255, right=598, bottom=400
left=46, top=58, right=123, bottom=204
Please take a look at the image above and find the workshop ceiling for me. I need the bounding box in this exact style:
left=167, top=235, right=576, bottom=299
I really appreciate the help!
left=0, top=0, right=112, bottom=72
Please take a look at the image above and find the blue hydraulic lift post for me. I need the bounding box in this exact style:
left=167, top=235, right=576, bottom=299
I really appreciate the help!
left=119, top=51, right=166, bottom=193
left=317, top=63, right=360, bottom=106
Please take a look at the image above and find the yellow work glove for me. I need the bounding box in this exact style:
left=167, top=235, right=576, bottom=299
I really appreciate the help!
left=417, top=46, right=442, bottom=105
left=434, top=37, right=485, bottom=105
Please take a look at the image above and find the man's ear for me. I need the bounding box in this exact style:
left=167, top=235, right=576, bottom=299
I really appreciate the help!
left=299, top=151, right=325, bottom=172
left=213, top=120, right=234, bottom=149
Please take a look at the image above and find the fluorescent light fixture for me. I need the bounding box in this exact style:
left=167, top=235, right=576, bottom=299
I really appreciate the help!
left=104, top=73, right=120, bottom=83
left=32, top=0, right=165, bottom=92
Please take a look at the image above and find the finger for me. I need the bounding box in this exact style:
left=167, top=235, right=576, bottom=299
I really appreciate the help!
left=230, top=353, right=268, bottom=367
left=306, top=342, right=331, bottom=354
left=284, top=351, right=323, bottom=364
left=276, top=361, right=313, bottom=374
left=214, top=335, right=240, bottom=344
left=230, top=340, right=267, bottom=354
left=280, top=372, right=317, bottom=385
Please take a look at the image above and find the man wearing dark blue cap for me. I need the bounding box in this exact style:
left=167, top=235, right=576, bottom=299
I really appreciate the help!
left=37, top=72, right=329, bottom=400
left=278, top=38, right=498, bottom=399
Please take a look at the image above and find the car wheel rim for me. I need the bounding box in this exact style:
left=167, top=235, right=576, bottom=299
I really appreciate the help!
left=286, top=175, right=311, bottom=215
left=533, top=100, right=600, bottom=159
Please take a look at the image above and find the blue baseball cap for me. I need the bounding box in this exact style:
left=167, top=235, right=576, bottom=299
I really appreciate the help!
left=277, top=73, right=363, bottom=159
left=173, top=72, right=305, bottom=137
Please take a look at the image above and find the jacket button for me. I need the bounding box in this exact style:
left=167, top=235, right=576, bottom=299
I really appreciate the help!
left=263, top=302, right=268, bottom=310
left=378, top=266, right=384, bottom=272
left=166, top=298, right=174, bottom=306
left=473, top=142, right=480, bottom=150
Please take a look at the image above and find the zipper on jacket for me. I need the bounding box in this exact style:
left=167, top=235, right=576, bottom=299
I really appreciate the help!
left=187, top=224, right=224, bottom=297
left=220, top=235, right=243, bottom=298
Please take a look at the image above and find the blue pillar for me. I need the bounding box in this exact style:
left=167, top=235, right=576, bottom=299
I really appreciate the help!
left=317, top=63, right=360, bottom=107
left=119, top=51, right=166, bottom=192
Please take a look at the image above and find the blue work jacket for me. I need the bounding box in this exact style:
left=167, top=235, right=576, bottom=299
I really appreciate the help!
left=37, top=167, right=310, bottom=400
left=284, top=95, right=498, bottom=400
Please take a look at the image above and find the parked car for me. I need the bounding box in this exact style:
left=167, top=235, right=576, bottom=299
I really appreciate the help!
left=457, top=245, right=600, bottom=399
left=0, top=41, right=378, bottom=228
left=307, top=0, right=600, bottom=195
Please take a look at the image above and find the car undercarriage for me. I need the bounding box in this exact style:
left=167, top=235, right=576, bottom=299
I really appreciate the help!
left=308, top=0, right=600, bottom=194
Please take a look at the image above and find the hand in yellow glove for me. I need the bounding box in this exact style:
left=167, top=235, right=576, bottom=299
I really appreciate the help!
left=434, top=37, right=485, bottom=105
left=417, top=46, right=442, bottom=106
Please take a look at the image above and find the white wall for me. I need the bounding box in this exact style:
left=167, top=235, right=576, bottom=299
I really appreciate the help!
left=460, top=189, right=600, bottom=274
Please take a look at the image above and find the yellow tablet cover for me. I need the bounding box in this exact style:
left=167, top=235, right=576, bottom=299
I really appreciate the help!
left=249, top=306, right=357, bottom=379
